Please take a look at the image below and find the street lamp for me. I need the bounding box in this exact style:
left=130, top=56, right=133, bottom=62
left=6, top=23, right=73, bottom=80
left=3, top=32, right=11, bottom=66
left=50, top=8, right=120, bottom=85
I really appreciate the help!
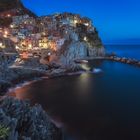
left=0, top=42, right=2, bottom=47
left=10, top=25, right=14, bottom=28
left=4, top=31, right=8, bottom=35
left=0, top=42, right=5, bottom=49
left=84, top=37, right=87, bottom=41
left=48, top=52, right=51, bottom=56
left=7, top=14, right=11, bottom=17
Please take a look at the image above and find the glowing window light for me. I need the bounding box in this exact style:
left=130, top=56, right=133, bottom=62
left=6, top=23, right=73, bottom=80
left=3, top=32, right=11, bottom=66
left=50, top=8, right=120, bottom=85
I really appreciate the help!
left=84, top=23, right=89, bottom=26
left=28, top=44, right=32, bottom=49
left=0, top=43, right=5, bottom=49
left=3, top=34, right=7, bottom=38
left=74, top=20, right=78, bottom=24
left=4, top=31, right=8, bottom=35
left=16, top=45, right=19, bottom=50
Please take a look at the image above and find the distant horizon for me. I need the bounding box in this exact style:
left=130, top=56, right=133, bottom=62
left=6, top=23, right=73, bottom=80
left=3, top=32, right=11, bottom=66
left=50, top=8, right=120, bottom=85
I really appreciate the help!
left=103, top=38, right=140, bottom=45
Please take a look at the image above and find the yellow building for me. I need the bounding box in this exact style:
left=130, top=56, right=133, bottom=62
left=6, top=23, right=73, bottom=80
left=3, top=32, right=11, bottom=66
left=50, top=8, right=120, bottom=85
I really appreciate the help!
left=39, top=37, right=48, bottom=48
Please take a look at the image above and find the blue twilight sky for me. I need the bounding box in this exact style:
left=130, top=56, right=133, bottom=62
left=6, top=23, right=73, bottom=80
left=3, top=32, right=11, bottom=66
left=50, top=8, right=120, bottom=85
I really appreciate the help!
left=22, top=0, right=140, bottom=44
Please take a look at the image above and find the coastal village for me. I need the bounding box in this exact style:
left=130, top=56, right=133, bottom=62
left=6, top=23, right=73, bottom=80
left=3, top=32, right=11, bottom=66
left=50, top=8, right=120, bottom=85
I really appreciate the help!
left=0, top=7, right=104, bottom=66
left=0, top=1, right=105, bottom=99
left=0, top=6, right=105, bottom=139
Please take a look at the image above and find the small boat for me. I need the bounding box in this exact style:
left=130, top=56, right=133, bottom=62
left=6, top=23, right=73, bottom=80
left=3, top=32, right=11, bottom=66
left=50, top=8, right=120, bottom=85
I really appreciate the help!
left=75, top=59, right=88, bottom=64
left=92, top=68, right=102, bottom=73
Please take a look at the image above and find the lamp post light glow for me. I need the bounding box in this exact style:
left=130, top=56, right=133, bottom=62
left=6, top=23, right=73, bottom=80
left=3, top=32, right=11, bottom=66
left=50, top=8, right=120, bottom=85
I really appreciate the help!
left=4, top=31, right=8, bottom=35
left=10, top=25, right=14, bottom=28
left=48, top=52, right=51, bottom=56
left=0, top=42, right=5, bottom=49
left=7, top=14, right=11, bottom=17
left=84, top=37, right=87, bottom=41
left=0, top=42, right=2, bottom=47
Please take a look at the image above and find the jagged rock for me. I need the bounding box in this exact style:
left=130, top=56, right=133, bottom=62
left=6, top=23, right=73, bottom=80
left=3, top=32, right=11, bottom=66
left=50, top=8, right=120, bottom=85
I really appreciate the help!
left=66, top=63, right=85, bottom=72
left=14, top=58, right=49, bottom=71
left=50, top=68, right=66, bottom=76
left=49, top=62, right=61, bottom=69
left=0, top=97, right=62, bottom=140
left=0, top=66, right=45, bottom=95
left=0, top=80, right=11, bottom=94
left=59, top=40, right=105, bottom=66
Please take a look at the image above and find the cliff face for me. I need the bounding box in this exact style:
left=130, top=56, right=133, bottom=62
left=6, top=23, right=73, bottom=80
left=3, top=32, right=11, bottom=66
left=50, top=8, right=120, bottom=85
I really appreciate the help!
left=59, top=41, right=105, bottom=65
left=57, top=16, right=105, bottom=65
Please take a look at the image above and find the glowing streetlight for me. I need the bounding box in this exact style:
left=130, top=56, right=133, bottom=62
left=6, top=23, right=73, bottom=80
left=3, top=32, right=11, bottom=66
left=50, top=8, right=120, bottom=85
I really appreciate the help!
left=48, top=52, right=51, bottom=56
left=0, top=43, right=5, bottom=49
left=7, top=14, right=11, bottom=17
left=4, top=31, right=8, bottom=35
left=84, top=37, right=87, bottom=41
left=10, top=25, right=14, bottom=28
left=0, top=42, right=2, bottom=47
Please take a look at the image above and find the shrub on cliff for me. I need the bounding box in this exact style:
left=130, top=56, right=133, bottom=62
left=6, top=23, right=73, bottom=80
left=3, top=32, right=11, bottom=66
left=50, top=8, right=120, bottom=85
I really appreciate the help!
left=0, top=125, right=10, bottom=139
left=0, top=97, right=62, bottom=140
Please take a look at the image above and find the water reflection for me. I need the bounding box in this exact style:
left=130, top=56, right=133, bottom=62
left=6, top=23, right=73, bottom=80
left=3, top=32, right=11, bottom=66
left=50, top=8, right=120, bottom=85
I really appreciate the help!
left=9, top=60, right=140, bottom=140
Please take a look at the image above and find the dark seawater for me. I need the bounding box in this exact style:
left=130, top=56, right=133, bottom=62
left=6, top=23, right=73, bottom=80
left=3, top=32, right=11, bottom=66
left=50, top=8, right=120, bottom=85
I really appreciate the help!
left=106, top=45, right=140, bottom=60
left=10, top=45, right=140, bottom=140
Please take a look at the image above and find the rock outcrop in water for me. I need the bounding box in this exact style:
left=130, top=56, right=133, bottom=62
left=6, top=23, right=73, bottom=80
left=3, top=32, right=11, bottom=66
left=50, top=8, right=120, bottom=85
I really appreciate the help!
left=51, top=13, right=106, bottom=65
left=0, top=97, right=62, bottom=140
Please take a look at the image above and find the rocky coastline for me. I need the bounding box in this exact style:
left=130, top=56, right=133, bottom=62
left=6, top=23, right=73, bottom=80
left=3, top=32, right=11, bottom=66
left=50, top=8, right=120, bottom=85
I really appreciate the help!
left=1, top=52, right=140, bottom=96
left=0, top=55, right=90, bottom=140
left=106, top=55, right=140, bottom=67
left=1, top=1, right=137, bottom=140
left=1, top=53, right=140, bottom=140
left=0, top=96, right=62, bottom=140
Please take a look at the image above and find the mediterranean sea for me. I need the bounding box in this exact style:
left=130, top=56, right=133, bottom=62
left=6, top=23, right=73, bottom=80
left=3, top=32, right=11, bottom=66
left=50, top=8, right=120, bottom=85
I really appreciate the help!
left=10, top=45, right=140, bottom=140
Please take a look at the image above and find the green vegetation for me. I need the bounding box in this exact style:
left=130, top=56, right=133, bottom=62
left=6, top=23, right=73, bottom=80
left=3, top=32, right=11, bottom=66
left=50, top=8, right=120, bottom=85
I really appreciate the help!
left=0, top=125, right=10, bottom=139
